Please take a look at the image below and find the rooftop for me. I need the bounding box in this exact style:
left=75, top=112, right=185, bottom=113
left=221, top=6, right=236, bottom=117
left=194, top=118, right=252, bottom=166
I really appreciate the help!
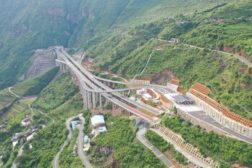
left=173, top=95, right=194, bottom=104
left=71, top=120, right=80, bottom=130
left=190, top=82, right=211, bottom=95
left=91, top=115, right=105, bottom=126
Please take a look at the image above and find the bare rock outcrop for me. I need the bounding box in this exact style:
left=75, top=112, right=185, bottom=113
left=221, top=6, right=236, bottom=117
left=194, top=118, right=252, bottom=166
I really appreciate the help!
left=24, top=48, right=56, bottom=79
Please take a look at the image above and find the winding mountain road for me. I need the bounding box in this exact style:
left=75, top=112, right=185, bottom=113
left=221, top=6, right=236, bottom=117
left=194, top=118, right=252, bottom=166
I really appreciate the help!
left=158, top=38, right=252, bottom=68
left=52, top=115, right=79, bottom=168
left=183, top=43, right=252, bottom=68
left=137, top=128, right=173, bottom=168
left=52, top=114, right=92, bottom=168
left=8, top=87, right=20, bottom=98
left=77, top=115, right=93, bottom=168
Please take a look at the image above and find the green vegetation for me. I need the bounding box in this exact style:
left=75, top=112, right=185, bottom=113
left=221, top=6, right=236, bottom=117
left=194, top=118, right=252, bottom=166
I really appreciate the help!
left=0, top=67, right=58, bottom=116
left=178, top=0, right=252, bottom=61
left=145, top=131, right=169, bottom=153
left=83, top=109, right=91, bottom=135
left=98, top=38, right=252, bottom=119
left=17, top=123, right=67, bottom=168
left=0, top=89, right=16, bottom=112
left=181, top=21, right=252, bottom=60
left=0, top=0, right=227, bottom=89
left=0, top=74, right=83, bottom=168
left=16, top=75, right=83, bottom=168
left=89, top=116, right=165, bottom=168
left=163, top=116, right=252, bottom=167
left=0, top=69, right=59, bottom=166
left=146, top=130, right=188, bottom=165
left=59, top=130, right=83, bottom=168
left=13, top=67, right=59, bottom=96
left=0, top=97, right=38, bottom=168
left=81, top=0, right=252, bottom=120
left=33, top=74, right=77, bottom=111
left=1, top=0, right=252, bottom=167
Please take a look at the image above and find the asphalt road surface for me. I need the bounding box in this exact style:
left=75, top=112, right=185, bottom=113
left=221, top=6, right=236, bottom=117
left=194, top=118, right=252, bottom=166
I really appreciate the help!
left=187, top=111, right=252, bottom=145
left=137, top=127, right=173, bottom=167
left=77, top=115, right=93, bottom=168
left=52, top=115, right=80, bottom=168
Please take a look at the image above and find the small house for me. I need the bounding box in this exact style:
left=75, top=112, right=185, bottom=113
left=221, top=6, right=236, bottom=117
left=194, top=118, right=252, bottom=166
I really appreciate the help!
left=71, top=120, right=80, bottom=130
left=21, top=118, right=31, bottom=127
left=172, top=95, right=194, bottom=105
left=91, top=115, right=107, bottom=133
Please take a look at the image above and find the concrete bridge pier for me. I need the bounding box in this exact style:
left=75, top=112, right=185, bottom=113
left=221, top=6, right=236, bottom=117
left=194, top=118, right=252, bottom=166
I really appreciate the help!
left=79, top=85, right=85, bottom=107
left=99, top=94, right=102, bottom=109
left=91, top=92, right=97, bottom=109
left=86, top=91, right=92, bottom=109
left=82, top=89, right=88, bottom=108
left=60, top=64, right=67, bottom=73
left=112, top=103, right=124, bottom=115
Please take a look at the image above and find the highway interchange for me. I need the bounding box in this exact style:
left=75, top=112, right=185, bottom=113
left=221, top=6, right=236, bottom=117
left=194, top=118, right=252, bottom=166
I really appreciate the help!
left=54, top=46, right=252, bottom=167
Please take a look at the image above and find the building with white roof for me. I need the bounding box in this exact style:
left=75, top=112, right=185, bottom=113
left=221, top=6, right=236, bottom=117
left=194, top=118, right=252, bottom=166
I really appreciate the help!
left=136, top=88, right=146, bottom=95
left=142, top=93, right=152, bottom=100
left=91, top=115, right=107, bottom=133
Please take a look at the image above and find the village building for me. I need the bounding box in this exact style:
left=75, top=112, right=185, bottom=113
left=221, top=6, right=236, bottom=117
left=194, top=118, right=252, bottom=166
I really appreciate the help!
left=91, top=115, right=107, bottom=133
left=142, top=93, right=152, bottom=101
left=21, top=118, right=31, bottom=127
left=167, top=76, right=180, bottom=92
left=172, top=95, right=194, bottom=105
left=71, top=120, right=80, bottom=130
left=136, top=88, right=146, bottom=95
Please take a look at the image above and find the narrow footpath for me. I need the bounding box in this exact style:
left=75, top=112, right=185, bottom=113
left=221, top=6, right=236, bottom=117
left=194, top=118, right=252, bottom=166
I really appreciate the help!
left=11, top=145, right=24, bottom=168
left=158, top=38, right=252, bottom=68
left=183, top=43, right=252, bottom=68
left=8, top=87, right=20, bottom=98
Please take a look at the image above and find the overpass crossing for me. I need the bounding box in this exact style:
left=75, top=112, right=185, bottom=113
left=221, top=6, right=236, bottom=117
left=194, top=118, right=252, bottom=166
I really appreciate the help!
left=54, top=46, right=252, bottom=167
left=55, top=47, right=161, bottom=123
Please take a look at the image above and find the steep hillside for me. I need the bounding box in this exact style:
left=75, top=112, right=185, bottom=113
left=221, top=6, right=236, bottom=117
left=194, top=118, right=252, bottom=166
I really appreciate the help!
left=0, top=67, right=58, bottom=114
left=84, top=1, right=252, bottom=120
left=0, top=0, right=76, bottom=89
left=180, top=0, right=252, bottom=60
left=0, top=74, right=82, bottom=168
left=0, top=0, right=227, bottom=89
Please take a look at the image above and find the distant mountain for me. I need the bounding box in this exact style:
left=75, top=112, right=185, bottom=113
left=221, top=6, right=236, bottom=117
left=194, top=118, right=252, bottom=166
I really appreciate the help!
left=0, top=0, right=226, bottom=89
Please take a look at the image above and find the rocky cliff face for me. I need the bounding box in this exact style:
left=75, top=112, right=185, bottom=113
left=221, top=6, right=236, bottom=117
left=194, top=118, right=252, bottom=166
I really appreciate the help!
left=24, top=48, right=56, bottom=80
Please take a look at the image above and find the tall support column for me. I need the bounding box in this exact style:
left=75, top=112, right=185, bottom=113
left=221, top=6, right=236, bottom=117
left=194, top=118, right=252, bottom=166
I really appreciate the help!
left=104, top=97, right=108, bottom=107
left=62, top=64, right=66, bottom=73
left=99, top=94, right=102, bottom=109
left=92, top=92, right=96, bottom=109
left=79, top=85, right=85, bottom=107
left=60, top=64, right=64, bottom=72
left=83, top=89, right=88, bottom=108
left=87, top=91, right=91, bottom=109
